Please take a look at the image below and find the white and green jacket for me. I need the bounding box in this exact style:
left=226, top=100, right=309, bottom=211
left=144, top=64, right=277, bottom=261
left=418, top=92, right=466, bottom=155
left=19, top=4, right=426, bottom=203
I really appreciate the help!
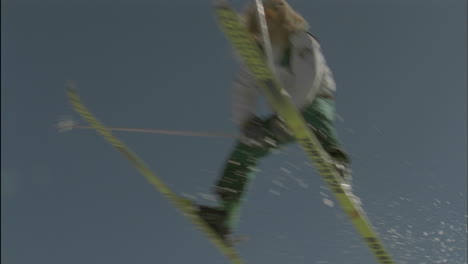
left=232, top=31, right=336, bottom=126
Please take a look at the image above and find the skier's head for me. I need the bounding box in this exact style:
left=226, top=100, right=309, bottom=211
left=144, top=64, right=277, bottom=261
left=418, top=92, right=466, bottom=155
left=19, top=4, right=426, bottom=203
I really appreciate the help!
left=243, top=0, right=308, bottom=42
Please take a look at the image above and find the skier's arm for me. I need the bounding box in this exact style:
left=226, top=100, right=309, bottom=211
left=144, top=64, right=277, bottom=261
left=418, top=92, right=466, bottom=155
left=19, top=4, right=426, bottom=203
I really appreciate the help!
left=289, top=32, right=334, bottom=109
left=232, top=63, right=259, bottom=127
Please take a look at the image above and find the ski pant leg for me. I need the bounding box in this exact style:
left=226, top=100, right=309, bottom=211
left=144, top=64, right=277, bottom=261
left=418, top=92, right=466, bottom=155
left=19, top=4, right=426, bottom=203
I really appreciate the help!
left=215, top=97, right=350, bottom=230
left=303, top=97, right=351, bottom=164
left=215, top=117, right=295, bottom=230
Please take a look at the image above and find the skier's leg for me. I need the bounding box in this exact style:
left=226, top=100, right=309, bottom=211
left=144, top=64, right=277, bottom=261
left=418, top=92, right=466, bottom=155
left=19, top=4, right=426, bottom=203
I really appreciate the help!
left=214, top=142, right=268, bottom=230
left=302, top=97, right=359, bottom=207
left=213, top=116, right=295, bottom=233
left=302, top=96, right=351, bottom=166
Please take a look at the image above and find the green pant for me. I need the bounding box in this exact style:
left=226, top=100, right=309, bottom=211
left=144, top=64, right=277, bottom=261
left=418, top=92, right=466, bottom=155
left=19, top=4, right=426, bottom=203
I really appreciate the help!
left=215, top=97, right=350, bottom=230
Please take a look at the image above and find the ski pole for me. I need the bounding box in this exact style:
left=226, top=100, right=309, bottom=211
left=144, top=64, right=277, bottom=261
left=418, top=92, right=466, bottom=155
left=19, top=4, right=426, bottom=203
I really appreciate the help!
left=255, top=0, right=276, bottom=73
left=57, top=119, right=238, bottom=139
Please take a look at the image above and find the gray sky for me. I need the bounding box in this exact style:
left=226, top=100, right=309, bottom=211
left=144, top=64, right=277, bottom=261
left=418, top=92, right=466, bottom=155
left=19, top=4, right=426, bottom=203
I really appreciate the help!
left=1, top=0, right=467, bottom=263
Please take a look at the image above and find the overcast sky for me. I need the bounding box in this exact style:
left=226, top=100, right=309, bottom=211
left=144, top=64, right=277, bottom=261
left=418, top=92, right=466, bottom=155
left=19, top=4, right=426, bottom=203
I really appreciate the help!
left=2, top=0, right=467, bottom=263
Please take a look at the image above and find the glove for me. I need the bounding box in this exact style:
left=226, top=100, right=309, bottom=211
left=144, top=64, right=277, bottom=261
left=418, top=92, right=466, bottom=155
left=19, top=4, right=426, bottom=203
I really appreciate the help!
left=241, top=116, right=265, bottom=141
left=240, top=116, right=272, bottom=148
left=270, top=115, right=293, bottom=142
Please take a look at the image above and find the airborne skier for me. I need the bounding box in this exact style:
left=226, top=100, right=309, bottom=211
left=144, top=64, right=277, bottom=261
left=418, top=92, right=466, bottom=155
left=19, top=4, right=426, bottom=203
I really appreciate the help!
left=67, top=1, right=394, bottom=261
left=198, top=0, right=352, bottom=243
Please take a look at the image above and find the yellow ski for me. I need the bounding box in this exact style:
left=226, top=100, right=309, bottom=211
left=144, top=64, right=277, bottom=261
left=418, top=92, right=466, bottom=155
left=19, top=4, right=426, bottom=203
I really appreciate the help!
left=66, top=87, right=244, bottom=264
left=213, top=1, right=395, bottom=263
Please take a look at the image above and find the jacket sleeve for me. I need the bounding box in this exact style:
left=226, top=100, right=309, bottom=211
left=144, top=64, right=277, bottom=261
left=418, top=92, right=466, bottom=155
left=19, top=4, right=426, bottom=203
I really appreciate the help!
left=232, top=62, right=259, bottom=126
left=289, top=32, right=335, bottom=109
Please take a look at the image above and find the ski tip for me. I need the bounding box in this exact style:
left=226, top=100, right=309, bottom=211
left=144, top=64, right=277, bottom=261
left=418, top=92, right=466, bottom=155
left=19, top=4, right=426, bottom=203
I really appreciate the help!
left=65, top=80, right=78, bottom=92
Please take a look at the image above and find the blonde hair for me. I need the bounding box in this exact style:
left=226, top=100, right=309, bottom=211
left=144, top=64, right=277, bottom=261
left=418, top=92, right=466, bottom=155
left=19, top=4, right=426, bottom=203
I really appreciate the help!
left=242, top=0, right=309, bottom=37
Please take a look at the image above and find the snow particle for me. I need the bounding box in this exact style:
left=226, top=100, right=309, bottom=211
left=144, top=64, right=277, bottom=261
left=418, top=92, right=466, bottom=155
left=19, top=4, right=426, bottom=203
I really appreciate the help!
left=322, top=198, right=334, bottom=207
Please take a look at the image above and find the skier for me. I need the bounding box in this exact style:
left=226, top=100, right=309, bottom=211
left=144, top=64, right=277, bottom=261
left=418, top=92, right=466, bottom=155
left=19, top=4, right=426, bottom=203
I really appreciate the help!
left=198, top=0, right=351, bottom=243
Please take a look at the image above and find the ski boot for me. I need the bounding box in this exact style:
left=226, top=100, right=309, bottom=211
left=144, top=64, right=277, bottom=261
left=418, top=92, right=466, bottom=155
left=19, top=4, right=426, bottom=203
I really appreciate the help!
left=332, top=160, right=362, bottom=207
left=333, top=160, right=352, bottom=186
left=197, top=205, right=232, bottom=246
left=328, top=147, right=352, bottom=186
